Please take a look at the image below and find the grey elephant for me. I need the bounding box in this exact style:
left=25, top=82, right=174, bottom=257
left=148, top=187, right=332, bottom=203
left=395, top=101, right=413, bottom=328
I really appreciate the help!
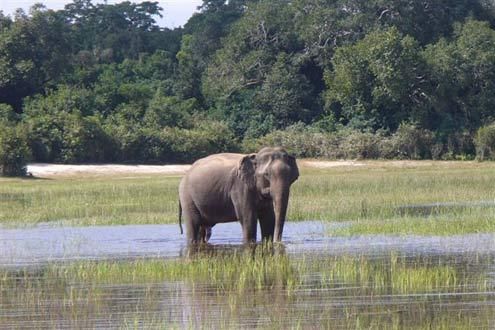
left=178, top=147, right=299, bottom=244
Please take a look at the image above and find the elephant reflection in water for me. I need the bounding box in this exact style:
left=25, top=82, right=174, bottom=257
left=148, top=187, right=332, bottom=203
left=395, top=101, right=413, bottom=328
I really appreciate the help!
left=179, top=147, right=299, bottom=244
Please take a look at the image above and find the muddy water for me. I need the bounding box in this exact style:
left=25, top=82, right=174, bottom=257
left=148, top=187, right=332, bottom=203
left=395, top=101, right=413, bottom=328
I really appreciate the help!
left=1, top=222, right=495, bottom=328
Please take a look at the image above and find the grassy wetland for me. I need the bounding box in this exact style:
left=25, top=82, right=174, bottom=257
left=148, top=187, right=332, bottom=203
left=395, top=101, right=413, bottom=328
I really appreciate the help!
left=1, top=161, right=495, bottom=328
left=1, top=249, right=494, bottom=328
left=2, top=161, right=495, bottom=234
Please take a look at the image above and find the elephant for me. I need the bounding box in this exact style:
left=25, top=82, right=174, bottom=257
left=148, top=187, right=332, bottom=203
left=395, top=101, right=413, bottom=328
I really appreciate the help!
left=178, top=147, right=299, bottom=244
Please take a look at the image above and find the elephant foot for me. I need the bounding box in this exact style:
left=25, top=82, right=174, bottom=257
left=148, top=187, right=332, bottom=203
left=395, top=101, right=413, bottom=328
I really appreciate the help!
left=199, top=225, right=212, bottom=243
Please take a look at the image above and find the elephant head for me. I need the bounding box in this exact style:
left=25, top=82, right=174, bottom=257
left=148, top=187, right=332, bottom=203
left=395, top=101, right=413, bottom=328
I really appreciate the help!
left=239, top=147, right=299, bottom=242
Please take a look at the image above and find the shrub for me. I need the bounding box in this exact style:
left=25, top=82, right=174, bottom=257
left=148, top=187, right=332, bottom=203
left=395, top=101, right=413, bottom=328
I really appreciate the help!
left=443, top=131, right=475, bottom=160
left=105, top=120, right=238, bottom=164
left=243, top=123, right=333, bottom=158
left=0, top=123, right=30, bottom=176
left=103, top=124, right=165, bottom=163
left=244, top=124, right=444, bottom=160
left=475, top=123, right=495, bottom=161
left=162, top=120, right=239, bottom=163
left=336, top=129, right=384, bottom=159
left=388, top=123, right=435, bottom=159
left=61, top=116, right=118, bottom=163
left=0, top=104, right=18, bottom=123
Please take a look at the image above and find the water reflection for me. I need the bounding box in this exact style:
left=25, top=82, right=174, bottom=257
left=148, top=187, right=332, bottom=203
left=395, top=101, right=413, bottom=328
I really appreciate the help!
left=1, top=221, right=495, bottom=267
left=1, top=251, right=493, bottom=329
left=1, top=221, right=495, bottom=328
left=180, top=241, right=287, bottom=260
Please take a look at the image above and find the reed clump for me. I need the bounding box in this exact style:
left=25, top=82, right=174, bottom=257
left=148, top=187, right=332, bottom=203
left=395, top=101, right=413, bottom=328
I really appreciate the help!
left=1, top=251, right=492, bottom=329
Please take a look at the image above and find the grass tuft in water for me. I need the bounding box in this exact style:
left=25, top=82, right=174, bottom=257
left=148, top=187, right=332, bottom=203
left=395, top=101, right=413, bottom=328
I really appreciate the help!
left=43, top=245, right=298, bottom=293
left=1, top=251, right=493, bottom=329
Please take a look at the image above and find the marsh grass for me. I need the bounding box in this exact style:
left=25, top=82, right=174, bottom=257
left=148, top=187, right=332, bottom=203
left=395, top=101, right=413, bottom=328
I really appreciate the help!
left=0, top=175, right=181, bottom=226
left=1, top=161, right=495, bottom=236
left=41, top=246, right=297, bottom=293
left=309, top=254, right=490, bottom=294
left=1, top=251, right=493, bottom=328
left=332, top=209, right=495, bottom=236
left=291, top=161, right=495, bottom=235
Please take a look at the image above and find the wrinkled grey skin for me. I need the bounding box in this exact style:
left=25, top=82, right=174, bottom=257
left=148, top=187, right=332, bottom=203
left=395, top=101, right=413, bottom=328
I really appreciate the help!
left=179, top=147, right=299, bottom=244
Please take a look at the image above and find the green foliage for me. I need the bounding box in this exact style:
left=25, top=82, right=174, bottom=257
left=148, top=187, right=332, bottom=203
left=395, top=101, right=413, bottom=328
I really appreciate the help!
left=0, top=123, right=30, bottom=176
left=246, top=124, right=440, bottom=160
left=325, top=27, right=426, bottom=131
left=243, top=123, right=335, bottom=158
left=104, top=118, right=238, bottom=163
left=60, top=115, right=117, bottom=163
left=387, top=123, right=435, bottom=160
left=2, top=0, right=495, bottom=162
left=0, top=103, right=17, bottom=122
left=0, top=5, right=71, bottom=109
left=161, top=120, right=239, bottom=163
left=143, top=95, right=197, bottom=129
left=475, top=123, right=495, bottom=161
left=423, top=20, right=495, bottom=133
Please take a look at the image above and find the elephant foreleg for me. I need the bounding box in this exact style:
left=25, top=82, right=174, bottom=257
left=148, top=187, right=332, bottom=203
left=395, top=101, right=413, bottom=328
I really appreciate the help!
left=232, top=198, right=258, bottom=243
left=242, top=217, right=257, bottom=243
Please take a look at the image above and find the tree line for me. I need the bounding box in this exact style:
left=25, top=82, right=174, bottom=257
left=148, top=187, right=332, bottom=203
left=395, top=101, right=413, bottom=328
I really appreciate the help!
left=2, top=0, right=495, bottom=175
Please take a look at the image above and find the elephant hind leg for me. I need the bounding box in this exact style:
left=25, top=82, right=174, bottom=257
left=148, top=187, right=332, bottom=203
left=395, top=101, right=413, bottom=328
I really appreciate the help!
left=181, top=201, right=203, bottom=244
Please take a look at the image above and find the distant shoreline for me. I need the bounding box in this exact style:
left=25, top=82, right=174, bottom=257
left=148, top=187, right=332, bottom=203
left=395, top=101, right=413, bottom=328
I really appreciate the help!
left=26, top=160, right=482, bottom=178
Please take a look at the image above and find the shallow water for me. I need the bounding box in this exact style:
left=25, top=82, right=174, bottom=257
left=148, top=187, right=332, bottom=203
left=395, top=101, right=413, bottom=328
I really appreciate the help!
left=1, top=221, right=495, bottom=266
left=1, top=221, right=495, bottom=328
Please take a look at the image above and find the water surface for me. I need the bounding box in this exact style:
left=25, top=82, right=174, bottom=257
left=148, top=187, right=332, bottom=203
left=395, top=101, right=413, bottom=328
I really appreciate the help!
left=1, top=221, right=495, bottom=266
left=1, top=221, right=494, bottom=328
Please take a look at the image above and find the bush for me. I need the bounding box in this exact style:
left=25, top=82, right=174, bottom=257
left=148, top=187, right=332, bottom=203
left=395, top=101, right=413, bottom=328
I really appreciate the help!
left=0, top=104, right=18, bottom=123
left=475, top=123, right=495, bottom=161
left=244, top=123, right=444, bottom=160
left=61, top=116, right=118, bottom=163
left=336, top=129, right=384, bottom=159
left=443, top=131, right=475, bottom=160
left=388, top=123, right=435, bottom=159
left=244, top=124, right=386, bottom=159
left=105, top=120, right=239, bottom=164
left=0, top=123, right=30, bottom=176
left=103, top=124, right=164, bottom=163
left=26, top=111, right=117, bottom=163
left=162, top=120, right=239, bottom=163
left=243, top=123, right=334, bottom=158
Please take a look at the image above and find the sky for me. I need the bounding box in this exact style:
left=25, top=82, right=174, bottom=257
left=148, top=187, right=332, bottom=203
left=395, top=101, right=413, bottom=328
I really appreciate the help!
left=0, top=0, right=203, bottom=28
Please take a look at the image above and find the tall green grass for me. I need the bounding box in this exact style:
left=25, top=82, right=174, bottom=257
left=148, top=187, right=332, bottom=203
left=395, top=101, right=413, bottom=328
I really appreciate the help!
left=1, top=161, right=495, bottom=235
left=1, top=252, right=492, bottom=329
left=0, top=175, right=181, bottom=226
left=291, top=161, right=495, bottom=222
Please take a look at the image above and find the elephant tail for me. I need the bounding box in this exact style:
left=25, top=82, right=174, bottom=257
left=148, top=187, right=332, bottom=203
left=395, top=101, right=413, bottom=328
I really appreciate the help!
left=178, top=199, right=183, bottom=235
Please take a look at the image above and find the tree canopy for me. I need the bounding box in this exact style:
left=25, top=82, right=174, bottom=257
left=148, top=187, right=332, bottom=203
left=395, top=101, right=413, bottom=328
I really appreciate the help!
left=1, top=0, right=495, bottom=167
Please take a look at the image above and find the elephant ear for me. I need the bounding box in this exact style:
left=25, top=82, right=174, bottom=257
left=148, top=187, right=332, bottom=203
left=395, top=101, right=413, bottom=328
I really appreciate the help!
left=288, top=155, right=299, bottom=184
left=238, top=154, right=257, bottom=187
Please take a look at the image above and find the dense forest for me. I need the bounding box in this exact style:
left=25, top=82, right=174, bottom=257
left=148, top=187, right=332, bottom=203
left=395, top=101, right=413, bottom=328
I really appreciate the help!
left=2, top=0, right=495, bottom=175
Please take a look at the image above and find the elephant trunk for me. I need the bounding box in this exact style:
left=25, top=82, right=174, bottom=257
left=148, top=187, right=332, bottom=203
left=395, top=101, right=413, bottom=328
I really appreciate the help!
left=272, top=182, right=290, bottom=242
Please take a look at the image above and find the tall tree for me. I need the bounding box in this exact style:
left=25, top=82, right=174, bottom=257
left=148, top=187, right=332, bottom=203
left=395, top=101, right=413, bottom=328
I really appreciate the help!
left=325, top=27, right=426, bottom=131
left=423, top=19, right=495, bottom=134
left=0, top=5, right=71, bottom=111
left=174, top=0, right=248, bottom=101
